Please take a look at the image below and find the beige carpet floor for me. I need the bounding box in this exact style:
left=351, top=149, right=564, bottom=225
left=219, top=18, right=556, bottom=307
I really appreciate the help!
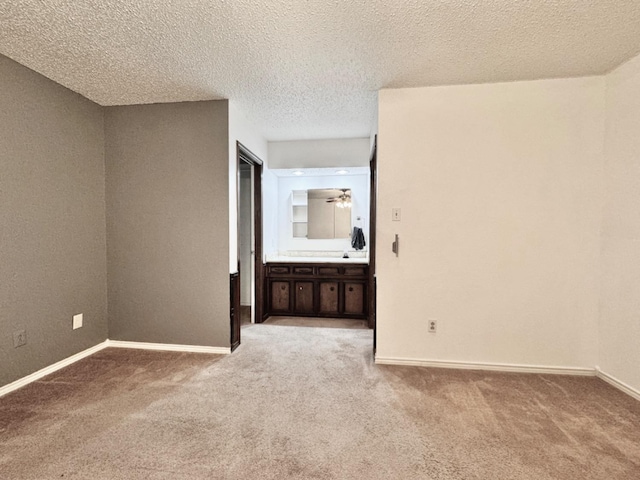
left=1, top=324, right=639, bottom=479
left=262, top=316, right=369, bottom=329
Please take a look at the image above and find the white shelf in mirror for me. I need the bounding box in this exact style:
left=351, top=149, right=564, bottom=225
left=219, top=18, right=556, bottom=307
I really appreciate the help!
left=290, top=190, right=308, bottom=238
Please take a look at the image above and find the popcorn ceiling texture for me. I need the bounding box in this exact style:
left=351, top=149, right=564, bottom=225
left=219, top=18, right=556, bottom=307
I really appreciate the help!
left=1, top=1, right=640, bottom=140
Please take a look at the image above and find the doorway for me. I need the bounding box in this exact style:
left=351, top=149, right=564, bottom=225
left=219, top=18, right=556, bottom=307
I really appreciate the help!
left=239, top=162, right=253, bottom=324
left=369, top=136, right=377, bottom=351
left=231, top=142, right=264, bottom=351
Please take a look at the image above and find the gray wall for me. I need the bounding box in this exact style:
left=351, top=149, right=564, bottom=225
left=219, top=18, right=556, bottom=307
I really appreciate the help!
left=0, top=55, right=107, bottom=386
left=105, top=101, right=230, bottom=347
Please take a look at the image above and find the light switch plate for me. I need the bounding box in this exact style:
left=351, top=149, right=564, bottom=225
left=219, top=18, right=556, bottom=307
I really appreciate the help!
left=73, top=313, right=83, bottom=330
left=392, top=208, right=401, bottom=221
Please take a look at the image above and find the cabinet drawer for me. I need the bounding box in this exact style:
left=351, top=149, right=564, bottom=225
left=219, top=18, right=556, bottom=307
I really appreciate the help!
left=293, top=266, right=314, bottom=275
left=344, top=266, right=367, bottom=276
left=269, top=265, right=290, bottom=275
left=318, top=267, right=340, bottom=275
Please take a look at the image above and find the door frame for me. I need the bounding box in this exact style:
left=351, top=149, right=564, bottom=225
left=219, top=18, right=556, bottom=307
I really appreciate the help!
left=235, top=141, right=265, bottom=332
left=368, top=136, right=377, bottom=350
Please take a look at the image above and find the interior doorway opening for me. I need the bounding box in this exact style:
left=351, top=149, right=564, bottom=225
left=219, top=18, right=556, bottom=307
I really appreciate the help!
left=260, top=138, right=377, bottom=341
left=231, top=142, right=264, bottom=352
left=239, top=162, right=254, bottom=324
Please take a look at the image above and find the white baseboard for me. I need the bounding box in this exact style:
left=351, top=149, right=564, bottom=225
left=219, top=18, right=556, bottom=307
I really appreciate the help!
left=0, top=339, right=230, bottom=398
left=105, top=339, right=231, bottom=355
left=0, top=341, right=109, bottom=398
left=596, top=368, right=640, bottom=401
left=374, top=356, right=596, bottom=376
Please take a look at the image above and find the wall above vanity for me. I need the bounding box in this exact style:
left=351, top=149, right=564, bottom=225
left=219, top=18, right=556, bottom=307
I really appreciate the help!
left=268, top=138, right=370, bottom=169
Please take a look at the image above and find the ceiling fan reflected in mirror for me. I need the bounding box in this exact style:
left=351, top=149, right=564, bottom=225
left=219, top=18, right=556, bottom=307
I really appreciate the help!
left=325, top=189, right=352, bottom=209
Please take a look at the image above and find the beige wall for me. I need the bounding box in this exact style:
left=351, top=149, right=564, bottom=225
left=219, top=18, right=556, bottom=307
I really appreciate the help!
left=0, top=55, right=107, bottom=386
left=377, top=77, right=606, bottom=369
left=599, top=54, right=640, bottom=393
left=105, top=101, right=230, bottom=347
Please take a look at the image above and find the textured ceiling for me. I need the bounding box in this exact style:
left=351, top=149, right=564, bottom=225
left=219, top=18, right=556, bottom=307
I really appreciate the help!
left=2, top=1, right=640, bottom=140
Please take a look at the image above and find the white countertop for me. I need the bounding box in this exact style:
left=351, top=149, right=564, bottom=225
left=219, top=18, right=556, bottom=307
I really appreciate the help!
left=266, top=256, right=368, bottom=264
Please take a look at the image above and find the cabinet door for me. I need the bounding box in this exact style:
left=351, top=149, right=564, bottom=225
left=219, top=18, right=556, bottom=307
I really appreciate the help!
left=270, top=281, right=290, bottom=312
left=319, top=281, right=339, bottom=315
left=294, top=281, right=315, bottom=313
left=344, top=282, right=366, bottom=316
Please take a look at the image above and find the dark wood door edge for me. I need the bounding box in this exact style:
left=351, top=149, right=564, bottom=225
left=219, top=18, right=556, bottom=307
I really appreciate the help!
left=230, top=271, right=240, bottom=352
left=368, top=135, right=377, bottom=331
left=236, top=141, right=266, bottom=325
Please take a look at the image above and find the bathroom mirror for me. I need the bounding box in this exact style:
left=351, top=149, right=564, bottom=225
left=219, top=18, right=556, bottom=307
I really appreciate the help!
left=307, top=188, right=352, bottom=239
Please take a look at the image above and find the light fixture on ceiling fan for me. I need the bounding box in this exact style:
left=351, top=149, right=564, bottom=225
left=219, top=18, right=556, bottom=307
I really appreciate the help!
left=325, top=189, right=352, bottom=209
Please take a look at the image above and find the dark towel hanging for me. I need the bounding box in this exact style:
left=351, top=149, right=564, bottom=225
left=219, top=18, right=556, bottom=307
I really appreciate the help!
left=351, top=227, right=366, bottom=251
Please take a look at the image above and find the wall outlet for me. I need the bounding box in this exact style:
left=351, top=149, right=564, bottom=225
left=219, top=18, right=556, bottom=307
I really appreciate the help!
left=428, top=319, right=437, bottom=333
left=73, top=313, right=83, bottom=330
left=13, top=329, right=27, bottom=348
left=392, top=208, right=401, bottom=221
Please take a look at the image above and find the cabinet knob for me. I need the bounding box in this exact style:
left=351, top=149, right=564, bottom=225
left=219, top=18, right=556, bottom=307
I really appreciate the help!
left=330, top=287, right=335, bottom=291
left=299, top=286, right=303, bottom=290
left=349, top=287, right=354, bottom=292
left=281, top=285, right=286, bottom=290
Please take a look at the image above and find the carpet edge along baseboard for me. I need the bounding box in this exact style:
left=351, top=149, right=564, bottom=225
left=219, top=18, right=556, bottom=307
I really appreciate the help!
left=375, top=356, right=640, bottom=401
left=595, top=367, right=640, bottom=402
left=105, top=340, right=231, bottom=355
left=0, top=340, right=230, bottom=398
left=0, top=341, right=110, bottom=398
left=374, top=356, right=595, bottom=375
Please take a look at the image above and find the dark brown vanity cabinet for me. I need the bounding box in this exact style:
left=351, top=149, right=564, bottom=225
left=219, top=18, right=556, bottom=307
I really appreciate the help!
left=265, top=262, right=368, bottom=320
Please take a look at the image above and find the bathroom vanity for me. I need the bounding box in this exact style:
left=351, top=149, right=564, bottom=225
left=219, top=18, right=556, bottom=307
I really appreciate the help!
left=265, top=260, right=369, bottom=319
left=261, top=181, right=370, bottom=322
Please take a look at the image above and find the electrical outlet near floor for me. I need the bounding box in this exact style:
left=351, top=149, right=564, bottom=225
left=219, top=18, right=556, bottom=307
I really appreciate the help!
left=13, top=329, right=27, bottom=348
left=73, top=313, right=83, bottom=330
left=428, top=319, right=437, bottom=333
